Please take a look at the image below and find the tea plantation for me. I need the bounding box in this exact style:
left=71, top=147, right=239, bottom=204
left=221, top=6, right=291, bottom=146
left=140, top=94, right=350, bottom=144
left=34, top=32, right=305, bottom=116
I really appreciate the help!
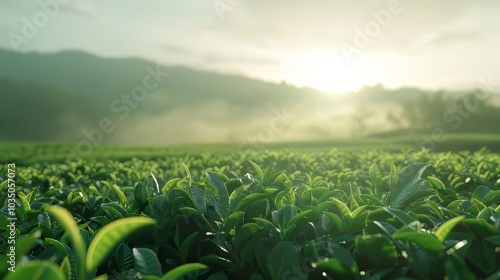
left=1, top=147, right=500, bottom=279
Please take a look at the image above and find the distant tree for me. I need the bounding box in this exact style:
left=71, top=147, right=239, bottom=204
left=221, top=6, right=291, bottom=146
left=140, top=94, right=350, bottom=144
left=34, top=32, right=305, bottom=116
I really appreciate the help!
left=399, top=92, right=450, bottom=131
left=389, top=90, right=500, bottom=134
left=351, top=105, right=374, bottom=136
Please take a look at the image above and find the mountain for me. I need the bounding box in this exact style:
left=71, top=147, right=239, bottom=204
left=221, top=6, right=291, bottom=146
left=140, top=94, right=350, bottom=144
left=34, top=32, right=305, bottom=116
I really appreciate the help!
left=1, top=49, right=497, bottom=145
left=0, top=49, right=332, bottom=144
left=0, top=48, right=318, bottom=107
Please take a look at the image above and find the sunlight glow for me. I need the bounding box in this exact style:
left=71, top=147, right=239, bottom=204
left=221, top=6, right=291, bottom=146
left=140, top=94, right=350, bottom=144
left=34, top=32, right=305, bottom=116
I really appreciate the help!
left=284, top=51, right=369, bottom=94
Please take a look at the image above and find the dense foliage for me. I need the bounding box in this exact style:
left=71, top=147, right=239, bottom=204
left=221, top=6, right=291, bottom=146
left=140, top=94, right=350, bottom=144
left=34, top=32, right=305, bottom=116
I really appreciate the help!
left=1, top=148, right=500, bottom=279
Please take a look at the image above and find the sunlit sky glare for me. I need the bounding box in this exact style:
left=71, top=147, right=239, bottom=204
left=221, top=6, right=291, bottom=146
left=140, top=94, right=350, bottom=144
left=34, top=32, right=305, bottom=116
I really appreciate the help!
left=1, top=0, right=499, bottom=93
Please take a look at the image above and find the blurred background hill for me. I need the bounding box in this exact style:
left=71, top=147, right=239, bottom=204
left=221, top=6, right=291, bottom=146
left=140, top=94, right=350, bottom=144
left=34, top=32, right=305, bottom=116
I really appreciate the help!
left=1, top=48, right=499, bottom=146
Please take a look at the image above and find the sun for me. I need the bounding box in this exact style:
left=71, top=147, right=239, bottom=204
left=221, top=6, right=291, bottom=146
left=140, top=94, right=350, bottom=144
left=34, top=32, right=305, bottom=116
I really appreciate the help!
left=284, top=51, right=368, bottom=94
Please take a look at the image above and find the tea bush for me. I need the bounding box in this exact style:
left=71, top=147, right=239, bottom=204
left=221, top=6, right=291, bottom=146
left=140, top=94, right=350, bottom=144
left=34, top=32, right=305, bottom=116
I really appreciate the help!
left=1, top=148, right=499, bottom=279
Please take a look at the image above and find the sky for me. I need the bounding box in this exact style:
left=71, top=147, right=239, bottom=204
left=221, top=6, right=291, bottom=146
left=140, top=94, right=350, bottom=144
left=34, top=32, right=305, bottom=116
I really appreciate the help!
left=1, top=0, right=499, bottom=93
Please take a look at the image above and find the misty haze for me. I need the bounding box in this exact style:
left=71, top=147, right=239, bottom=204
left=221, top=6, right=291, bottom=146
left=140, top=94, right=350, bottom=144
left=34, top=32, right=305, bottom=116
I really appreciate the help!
left=1, top=1, right=500, bottom=280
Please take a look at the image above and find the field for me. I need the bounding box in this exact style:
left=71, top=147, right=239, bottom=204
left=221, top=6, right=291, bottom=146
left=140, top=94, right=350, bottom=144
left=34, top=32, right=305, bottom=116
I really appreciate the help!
left=1, top=141, right=500, bottom=279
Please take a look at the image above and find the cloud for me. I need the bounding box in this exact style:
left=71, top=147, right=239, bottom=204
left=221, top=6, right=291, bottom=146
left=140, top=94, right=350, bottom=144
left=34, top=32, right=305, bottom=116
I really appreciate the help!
left=159, top=44, right=280, bottom=66
left=60, top=2, right=98, bottom=19
left=2, top=0, right=499, bottom=92
left=161, top=44, right=193, bottom=55
left=204, top=0, right=493, bottom=55
left=428, top=30, right=478, bottom=46
left=200, top=53, right=280, bottom=66
left=0, top=0, right=97, bottom=19
left=0, top=1, right=30, bottom=11
left=0, top=1, right=42, bottom=18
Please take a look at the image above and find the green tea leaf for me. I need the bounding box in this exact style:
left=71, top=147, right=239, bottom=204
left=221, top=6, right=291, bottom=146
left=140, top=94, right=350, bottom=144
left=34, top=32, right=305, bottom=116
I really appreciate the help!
left=86, top=217, right=156, bottom=274
left=191, top=186, right=207, bottom=213
left=199, top=254, right=238, bottom=270
left=249, top=161, right=264, bottom=183
left=180, top=232, right=199, bottom=263
left=134, top=183, right=148, bottom=207
left=389, top=163, right=433, bottom=207
left=394, top=230, right=445, bottom=257
left=160, top=263, right=208, bottom=280
left=133, top=247, right=162, bottom=277
left=435, top=215, right=465, bottom=242
left=277, top=204, right=297, bottom=229
left=206, top=172, right=229, bottom=220
left=5, top=262, right=65, bottom=280
left=267, top=241, right=299, bottom=280
left=46, top=206, right=86, bottom=280
left=355, top=234, right=398, bottom=269
left=369, top=162, right=383, bottom=196
left=427, top=176, right=446, bottom=190
left=383, top=207, right=416, bottom=225
left=116, top=242, right=134, bottom=271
